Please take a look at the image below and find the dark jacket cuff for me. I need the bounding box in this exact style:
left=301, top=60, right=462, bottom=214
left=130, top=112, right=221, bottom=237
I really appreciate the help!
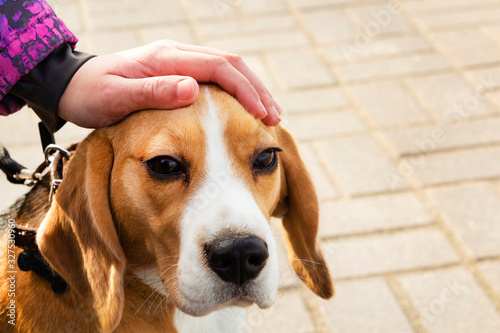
left=9, top=44, right=95, bottom=133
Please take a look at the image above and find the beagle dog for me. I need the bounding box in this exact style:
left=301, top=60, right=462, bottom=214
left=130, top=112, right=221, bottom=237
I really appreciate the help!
left=0, top=84, right=333, bottom=332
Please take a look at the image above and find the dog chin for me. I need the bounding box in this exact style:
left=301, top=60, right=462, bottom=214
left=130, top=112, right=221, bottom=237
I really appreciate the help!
left=174, top=285, right=276, bottom=317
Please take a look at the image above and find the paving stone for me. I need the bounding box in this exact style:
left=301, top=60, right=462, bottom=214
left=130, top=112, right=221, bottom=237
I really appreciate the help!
left=434, top=29, right=500, bottom=67
left=350, top=81, right=430, bottom=127
left=276, top=87, right=349, bottom=114
left=479, top=260, right=500, bottom=296
left=204, top=30, right=309, bottom=54
left=293, top=0, right=375, bottom=8
left=285, top=110, right=365, bottom=140
left=188, top=0, right=240, bottom=20
left=197, top=15, right=297, bottom=40
left=49, top=3, right=83, bottom=34
left=275, top=243, right=299, bottom=290
left=0, top=114, right=89, bottom=151
left=337, top=54, right=449, bottom=81
left=484, top=25, right=500, bottom=43
left=239, top=0, right=288, bottom=14
left=46, top=0, right=78, bottom=6
left=348, top=3, right=414, bottom=35
left=73, top=35, right=91, bottom=53
left=322, top=228, right=460, bottom=279
left=467, top=65, right=500, bottom=92
left=141, top=25, right=195, bottom=45
left=247, top=290, right=315, bottom=333
left=241, top=55, right=278, bottom=92
left=409, top=73, right=497, bottom=121
left=87, top=0, right=186, bottom=29
left=318, top=278, right=413, bottom=333
left=55, top=123, right=93, bottom=148
left=416, top=7, right=500, bottom=29
left=427, top=183, right=500, bottom=259
left=325, top=35, right=433, bottom=64
left=90, top=30, right=142, bottom=55
left=386, top=118, right=500, bottom=156
left=271, top=221, right=300, bottom=289
left=297, top=144, right=338, bottom=201
left=0, top=179, right=30, bottom=212
left=405, top=0, right=500, bottom=13
left=486, top=90, right=500, bottom=109
left=407, top=146, right=500, bottom=186
left=267, top=49, right=336, bottom=89
left=0, top=107, right=41, bottom=148
left=319, top=192, right=433, bottom=238
left=398, top=268, right=500, bottom=333
left=314, top=135, right=408, bottom=196
left=301, top=9, right=358, bottom=44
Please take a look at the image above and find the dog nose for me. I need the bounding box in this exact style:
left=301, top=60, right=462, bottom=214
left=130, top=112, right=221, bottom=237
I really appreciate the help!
left=205, top=236, right=269, bottom=285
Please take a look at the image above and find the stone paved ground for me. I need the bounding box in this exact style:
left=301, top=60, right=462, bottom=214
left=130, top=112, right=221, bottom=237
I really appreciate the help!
left=1, top=0, right=500, bottom=332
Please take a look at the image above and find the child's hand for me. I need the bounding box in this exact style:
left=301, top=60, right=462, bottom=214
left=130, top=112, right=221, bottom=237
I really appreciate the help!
left=58, top=40, right=281, bottom=128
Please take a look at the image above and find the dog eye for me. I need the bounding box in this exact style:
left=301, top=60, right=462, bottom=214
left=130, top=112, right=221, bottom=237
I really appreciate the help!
left=253, top=148, right=280, bottom=171
left=146, top=156, right=185, bottom=178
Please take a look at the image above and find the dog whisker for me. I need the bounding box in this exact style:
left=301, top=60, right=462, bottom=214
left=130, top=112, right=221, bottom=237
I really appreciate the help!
left=152, top=281, right=179, bottom=315
left=296, top=274, right=321, bottom=290
left=135, top=265, right=179, bottom=315
left=148, top=289, right=166, bottom=315
left=135, top=289, right=162, bottom=315
left=291, top=257, right=322, bottom=265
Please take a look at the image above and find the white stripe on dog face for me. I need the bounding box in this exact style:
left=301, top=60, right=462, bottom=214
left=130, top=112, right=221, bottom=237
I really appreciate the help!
left=174, top=86, right=279, bottom=317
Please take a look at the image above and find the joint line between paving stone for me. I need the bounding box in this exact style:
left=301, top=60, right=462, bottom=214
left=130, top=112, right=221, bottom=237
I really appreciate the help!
left=309, top=143, right=350, bottom=200
left=386, top=276, right=429, bottom=333
left=177, top=0, right=203, bottom=45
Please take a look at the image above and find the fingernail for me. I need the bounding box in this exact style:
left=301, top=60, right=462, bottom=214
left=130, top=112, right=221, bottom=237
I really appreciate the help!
left=177, top=79, right=196, bottom=101
left=273, top=100, right=282, bottom=115
left=270, top=104, right=281, bottom=121
left=259, top=101, right=268, bottom=117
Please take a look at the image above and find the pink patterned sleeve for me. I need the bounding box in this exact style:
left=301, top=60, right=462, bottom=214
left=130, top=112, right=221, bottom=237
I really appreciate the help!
left=0, top=0, right=78, bottom=116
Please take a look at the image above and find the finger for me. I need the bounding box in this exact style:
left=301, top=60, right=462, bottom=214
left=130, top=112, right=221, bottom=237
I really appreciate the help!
left=115, top=75, right=199, bottom=115
left=261, top=105, right=281, bottom=126
left=174, top=43, right=281, bottom=121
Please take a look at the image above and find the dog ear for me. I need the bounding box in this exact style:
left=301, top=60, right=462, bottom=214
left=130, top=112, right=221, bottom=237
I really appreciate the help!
left=272, top=126, right=333, bottom=299
left=37, top=131, right=126, bottom=332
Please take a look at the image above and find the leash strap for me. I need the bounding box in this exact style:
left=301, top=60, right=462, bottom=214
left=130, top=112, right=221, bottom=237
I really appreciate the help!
left=13, top=225, right=39, bottom=251
left=38, top=122, right=55, bottom=152
left=14, top=225, right=68, bottom=294
left=0, top=144, right=28, bottom=185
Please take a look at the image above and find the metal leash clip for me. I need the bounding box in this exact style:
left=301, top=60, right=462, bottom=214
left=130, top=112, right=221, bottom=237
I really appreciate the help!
left=44, top=144, right=72, bottom=202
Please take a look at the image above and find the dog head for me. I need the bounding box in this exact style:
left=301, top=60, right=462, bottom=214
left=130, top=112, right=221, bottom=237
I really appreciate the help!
left=36, top=85, right=333, bottom=332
